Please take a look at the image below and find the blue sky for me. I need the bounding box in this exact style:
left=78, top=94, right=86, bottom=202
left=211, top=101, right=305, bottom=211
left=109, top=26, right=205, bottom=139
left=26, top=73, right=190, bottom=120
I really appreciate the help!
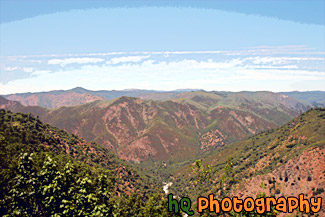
left=0, top=0, right=324, bottom=94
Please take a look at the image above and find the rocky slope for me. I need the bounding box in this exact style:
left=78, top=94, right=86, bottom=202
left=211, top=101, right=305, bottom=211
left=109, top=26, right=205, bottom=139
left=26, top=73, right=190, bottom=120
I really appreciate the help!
left=171, top=108, right=325, bottom=215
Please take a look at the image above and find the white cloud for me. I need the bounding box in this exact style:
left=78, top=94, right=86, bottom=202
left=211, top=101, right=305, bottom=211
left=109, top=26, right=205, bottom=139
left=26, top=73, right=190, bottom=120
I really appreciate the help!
left=2, top=66, right=33, bottom=72
left=3, top=45, right=325, bottom=60
left=244, top=65, right=299, bottom=69
left=4, top=67, right=19, bottom=71
left=48, top=57, right=104, bottom=66
left=23, top=67, right=34, bottom=73
left=26, top=60, right=42, bottom=63
left=244, top=56, right=324, bottom=65
left=30, top=70, right=51, bottom=76
left=2, top=57, right=324, bottom=95
left=233, top=69, right=324, bottom=81
left=226, top=45, right=325, bottom=56
left=1, top=47, right=324, bottom=94
left=107, top=55, right=151, bottom=64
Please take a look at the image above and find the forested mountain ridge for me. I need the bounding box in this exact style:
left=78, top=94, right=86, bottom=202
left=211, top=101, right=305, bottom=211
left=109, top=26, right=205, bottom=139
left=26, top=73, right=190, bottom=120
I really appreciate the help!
left=169, top=108, right=325, bottom=215
left=0, top=91, right=308, bottom=163
left=0, top=109, right=155, bottom=195
left=0, top=109, right=180, bottom=216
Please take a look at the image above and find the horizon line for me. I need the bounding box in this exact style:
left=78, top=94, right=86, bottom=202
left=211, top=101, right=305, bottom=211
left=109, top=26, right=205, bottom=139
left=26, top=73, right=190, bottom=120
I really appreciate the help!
left=2, top=86, right=324, bottom=96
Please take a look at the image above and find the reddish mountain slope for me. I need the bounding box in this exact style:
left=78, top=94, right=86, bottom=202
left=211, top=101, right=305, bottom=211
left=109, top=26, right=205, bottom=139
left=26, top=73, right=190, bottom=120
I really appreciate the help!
left=171, top=108, right=325, bottom=215
left=0, top=92, right=308, bottom=162
left=6, top=91, right=105, bottom=108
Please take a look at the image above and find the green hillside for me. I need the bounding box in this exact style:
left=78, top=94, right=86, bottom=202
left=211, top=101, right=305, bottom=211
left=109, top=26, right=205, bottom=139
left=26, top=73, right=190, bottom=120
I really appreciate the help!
left=169, top=108, right=325, bottom=202
left=0, top=109, right=180, bottom=216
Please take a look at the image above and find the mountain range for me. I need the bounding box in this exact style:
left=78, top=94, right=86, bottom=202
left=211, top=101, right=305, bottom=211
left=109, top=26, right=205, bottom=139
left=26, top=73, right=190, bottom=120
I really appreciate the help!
left=0, top=88, right=315, bottom=163
left=1, top=88, right=324, bottom=215
left=4, top=87, right=324, bottom=108
left=1, top=103, right=324, bottom=216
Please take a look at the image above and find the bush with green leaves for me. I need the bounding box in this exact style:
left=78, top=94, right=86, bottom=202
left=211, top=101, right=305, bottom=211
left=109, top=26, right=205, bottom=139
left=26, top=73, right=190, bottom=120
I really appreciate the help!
left=1, top=152, right=180, bottom=216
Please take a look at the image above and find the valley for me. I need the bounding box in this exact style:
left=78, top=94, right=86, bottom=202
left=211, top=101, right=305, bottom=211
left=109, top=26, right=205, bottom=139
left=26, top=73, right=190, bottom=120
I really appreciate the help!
left=1, top=89, right=324, bottom=216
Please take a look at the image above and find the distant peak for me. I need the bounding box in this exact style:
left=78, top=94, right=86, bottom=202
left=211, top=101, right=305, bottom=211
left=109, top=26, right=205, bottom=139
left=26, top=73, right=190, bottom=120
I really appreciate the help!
left=71, top=87, right=87, bottom=91
left=70, top=87, right=88, bottom=93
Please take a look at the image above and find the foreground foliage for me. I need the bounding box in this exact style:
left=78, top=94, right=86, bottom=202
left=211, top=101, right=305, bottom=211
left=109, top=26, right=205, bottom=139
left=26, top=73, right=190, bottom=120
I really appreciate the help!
left=0, top=109, right=180, bottom=216
left=1, top=153, right=178, bottom=216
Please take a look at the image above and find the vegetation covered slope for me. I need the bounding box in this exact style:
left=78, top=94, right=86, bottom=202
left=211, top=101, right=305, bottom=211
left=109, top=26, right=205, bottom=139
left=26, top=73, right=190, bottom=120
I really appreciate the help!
left=0, top=109, right=180, bottom=216
left=0, top=91, right=306, bottom=163
left=169, top=108, right=325, bottom=210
